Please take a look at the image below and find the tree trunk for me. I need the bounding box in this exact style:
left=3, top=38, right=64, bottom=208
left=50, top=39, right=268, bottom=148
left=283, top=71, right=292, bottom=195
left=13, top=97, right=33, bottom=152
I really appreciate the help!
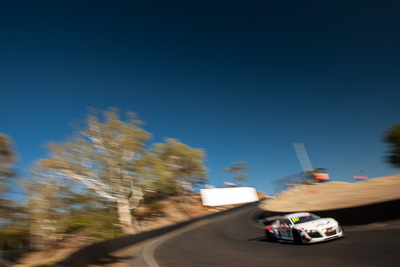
left=116, top=196, right=137, bottom=235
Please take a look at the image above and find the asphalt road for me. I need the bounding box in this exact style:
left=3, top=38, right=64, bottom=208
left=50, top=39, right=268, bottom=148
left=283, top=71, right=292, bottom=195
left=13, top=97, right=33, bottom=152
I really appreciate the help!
left=148, top=203, right=400, bottom=267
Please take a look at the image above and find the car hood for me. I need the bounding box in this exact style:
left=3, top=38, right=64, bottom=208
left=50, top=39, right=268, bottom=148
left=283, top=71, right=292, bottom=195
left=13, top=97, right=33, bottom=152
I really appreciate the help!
left=295, top=218, right=338, bottom=230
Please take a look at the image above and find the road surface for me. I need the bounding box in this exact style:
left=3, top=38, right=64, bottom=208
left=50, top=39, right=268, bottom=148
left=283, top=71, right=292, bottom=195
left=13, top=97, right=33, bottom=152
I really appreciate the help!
left=153, top=203, right=400, bottom=267
left=93, top=203, right=400, bottom=266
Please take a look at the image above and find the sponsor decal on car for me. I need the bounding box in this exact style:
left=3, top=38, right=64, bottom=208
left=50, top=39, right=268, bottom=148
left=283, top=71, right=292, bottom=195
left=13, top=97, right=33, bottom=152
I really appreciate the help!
left=290, top=213, right=310, bottom=221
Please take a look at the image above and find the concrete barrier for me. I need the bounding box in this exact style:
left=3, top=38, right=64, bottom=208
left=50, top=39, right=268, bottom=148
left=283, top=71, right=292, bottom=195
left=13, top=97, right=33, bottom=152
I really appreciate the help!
left=57, top=203, right=254, bottom=267
left=200, top=187, right=259, bottom=206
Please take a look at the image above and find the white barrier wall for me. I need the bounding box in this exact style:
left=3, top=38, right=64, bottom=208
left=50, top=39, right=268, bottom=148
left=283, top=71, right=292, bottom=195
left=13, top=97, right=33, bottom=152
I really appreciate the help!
left=200, top=187, right=259, bottom=206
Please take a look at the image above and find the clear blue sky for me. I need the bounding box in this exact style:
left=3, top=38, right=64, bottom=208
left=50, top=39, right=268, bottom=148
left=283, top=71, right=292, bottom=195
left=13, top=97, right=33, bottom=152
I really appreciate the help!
left=1, top=0, right=399, bottom=195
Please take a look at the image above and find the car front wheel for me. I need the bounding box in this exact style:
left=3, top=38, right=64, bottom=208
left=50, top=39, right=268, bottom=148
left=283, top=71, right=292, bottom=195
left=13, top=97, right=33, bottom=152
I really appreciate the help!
left=265, top=229, right=277, bottom=242
left=292, top=229, right=302, bottom=244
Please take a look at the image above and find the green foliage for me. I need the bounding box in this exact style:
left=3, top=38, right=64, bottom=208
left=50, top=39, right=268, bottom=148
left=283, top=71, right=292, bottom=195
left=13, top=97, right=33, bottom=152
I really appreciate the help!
left=0, top=133, right=21, bottom=243
left=64, top=210, right=123, bottom=241
left=0, top=224, right=30, bottom=244
left=0, top=219, right=30, bottom=256
left=0, top=133, right=16, bottom=198
left=143, top=138, right=208, bottom=196
left=384, top=123, right=400, bottom=168
left=0, top=133, right=16, bottom=170
left=146, top=200, right=164, bottom=213
left=0, top=131, right=29, bottom=254
left=65, top=215, right=94, bottom=233
left=224, top=162, right=250, bottom=185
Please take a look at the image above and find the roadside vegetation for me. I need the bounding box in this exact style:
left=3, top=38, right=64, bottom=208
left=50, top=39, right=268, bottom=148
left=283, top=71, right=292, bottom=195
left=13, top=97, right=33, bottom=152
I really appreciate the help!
left=384, top=123, right=400, bottom=168
left=224, top=162, right=250, bottom=186
left=0, top=108, right=208, bottom=265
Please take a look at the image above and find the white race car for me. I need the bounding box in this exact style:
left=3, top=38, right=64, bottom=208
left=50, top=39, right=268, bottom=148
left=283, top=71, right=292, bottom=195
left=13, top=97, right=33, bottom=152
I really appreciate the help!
left=263, top=212, right=343, bottom=244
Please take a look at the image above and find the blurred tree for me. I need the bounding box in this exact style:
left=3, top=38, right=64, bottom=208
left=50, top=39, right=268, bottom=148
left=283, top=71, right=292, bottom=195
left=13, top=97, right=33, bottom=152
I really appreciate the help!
left=145, top=138, right=207, bottom=197
left=142, top=139, right=207, bottom=216
left=37, top=108, right=150, bottom=234
left=384, top=123, right=400, bottom=168
left=23, top=166, right=123, bottom=250
left=23, top=166, right=72, bottom=250
left=224, top=162, right=250, bottom=186
left=0, top=133, right=16, bottom=190
left=0, top=134, right=30, bottom=261
left=0, top=133, right=18, bottom=225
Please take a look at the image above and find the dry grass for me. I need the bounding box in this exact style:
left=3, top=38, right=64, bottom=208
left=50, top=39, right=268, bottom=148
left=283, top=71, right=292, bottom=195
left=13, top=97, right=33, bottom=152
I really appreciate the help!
left=259, top=174, right=400, bottom=212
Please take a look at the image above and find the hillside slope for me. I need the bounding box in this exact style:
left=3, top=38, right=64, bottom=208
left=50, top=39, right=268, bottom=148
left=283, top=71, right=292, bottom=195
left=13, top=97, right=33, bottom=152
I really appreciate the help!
left=259, top=174, right=400, bottom=212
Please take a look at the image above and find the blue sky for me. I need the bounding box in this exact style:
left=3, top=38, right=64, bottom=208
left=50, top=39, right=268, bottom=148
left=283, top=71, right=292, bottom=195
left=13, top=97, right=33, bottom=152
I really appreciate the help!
left=1, top=0, right=399, bottom=195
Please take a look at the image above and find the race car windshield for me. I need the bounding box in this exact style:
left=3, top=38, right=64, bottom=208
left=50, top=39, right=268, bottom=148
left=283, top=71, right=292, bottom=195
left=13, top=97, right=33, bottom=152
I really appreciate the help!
left=291, top=214, right=320, bottom=224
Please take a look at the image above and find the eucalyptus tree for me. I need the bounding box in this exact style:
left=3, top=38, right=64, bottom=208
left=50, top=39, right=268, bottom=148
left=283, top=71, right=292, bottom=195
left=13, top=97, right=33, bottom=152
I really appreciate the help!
left=0, top=133, right=16, bottom=188
left=0, top=134, right=30, bottom=255
left=145, top=138, right=207, bottom=197
left=37, top=109, right=150, bottom=234
left=23, top=166, right=75, bottom=249
left=224, top=162, right=250, bottom=186
left=24, top=166, right=119, bottom=249
left=0, top=133, right=17, bottom=220
left=384, top=123, right=400, bottom=169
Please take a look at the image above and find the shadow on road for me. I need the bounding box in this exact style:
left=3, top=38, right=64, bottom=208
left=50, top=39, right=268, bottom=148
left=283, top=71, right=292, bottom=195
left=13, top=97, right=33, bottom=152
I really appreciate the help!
left=246, top=235, right=345, bottom=246
left=91, top=255, right=136, bottom=266
left=247, top=236, right=267, bottom=242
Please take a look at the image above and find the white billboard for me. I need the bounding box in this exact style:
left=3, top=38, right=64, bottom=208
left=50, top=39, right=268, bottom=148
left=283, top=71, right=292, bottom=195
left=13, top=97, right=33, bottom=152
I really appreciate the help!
left=200, top=187, right=259, bottom=207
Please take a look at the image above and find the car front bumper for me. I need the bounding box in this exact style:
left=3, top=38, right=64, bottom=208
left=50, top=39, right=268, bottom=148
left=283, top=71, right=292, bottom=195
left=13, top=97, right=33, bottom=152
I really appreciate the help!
left=302, top=225, right=344, bottom=243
